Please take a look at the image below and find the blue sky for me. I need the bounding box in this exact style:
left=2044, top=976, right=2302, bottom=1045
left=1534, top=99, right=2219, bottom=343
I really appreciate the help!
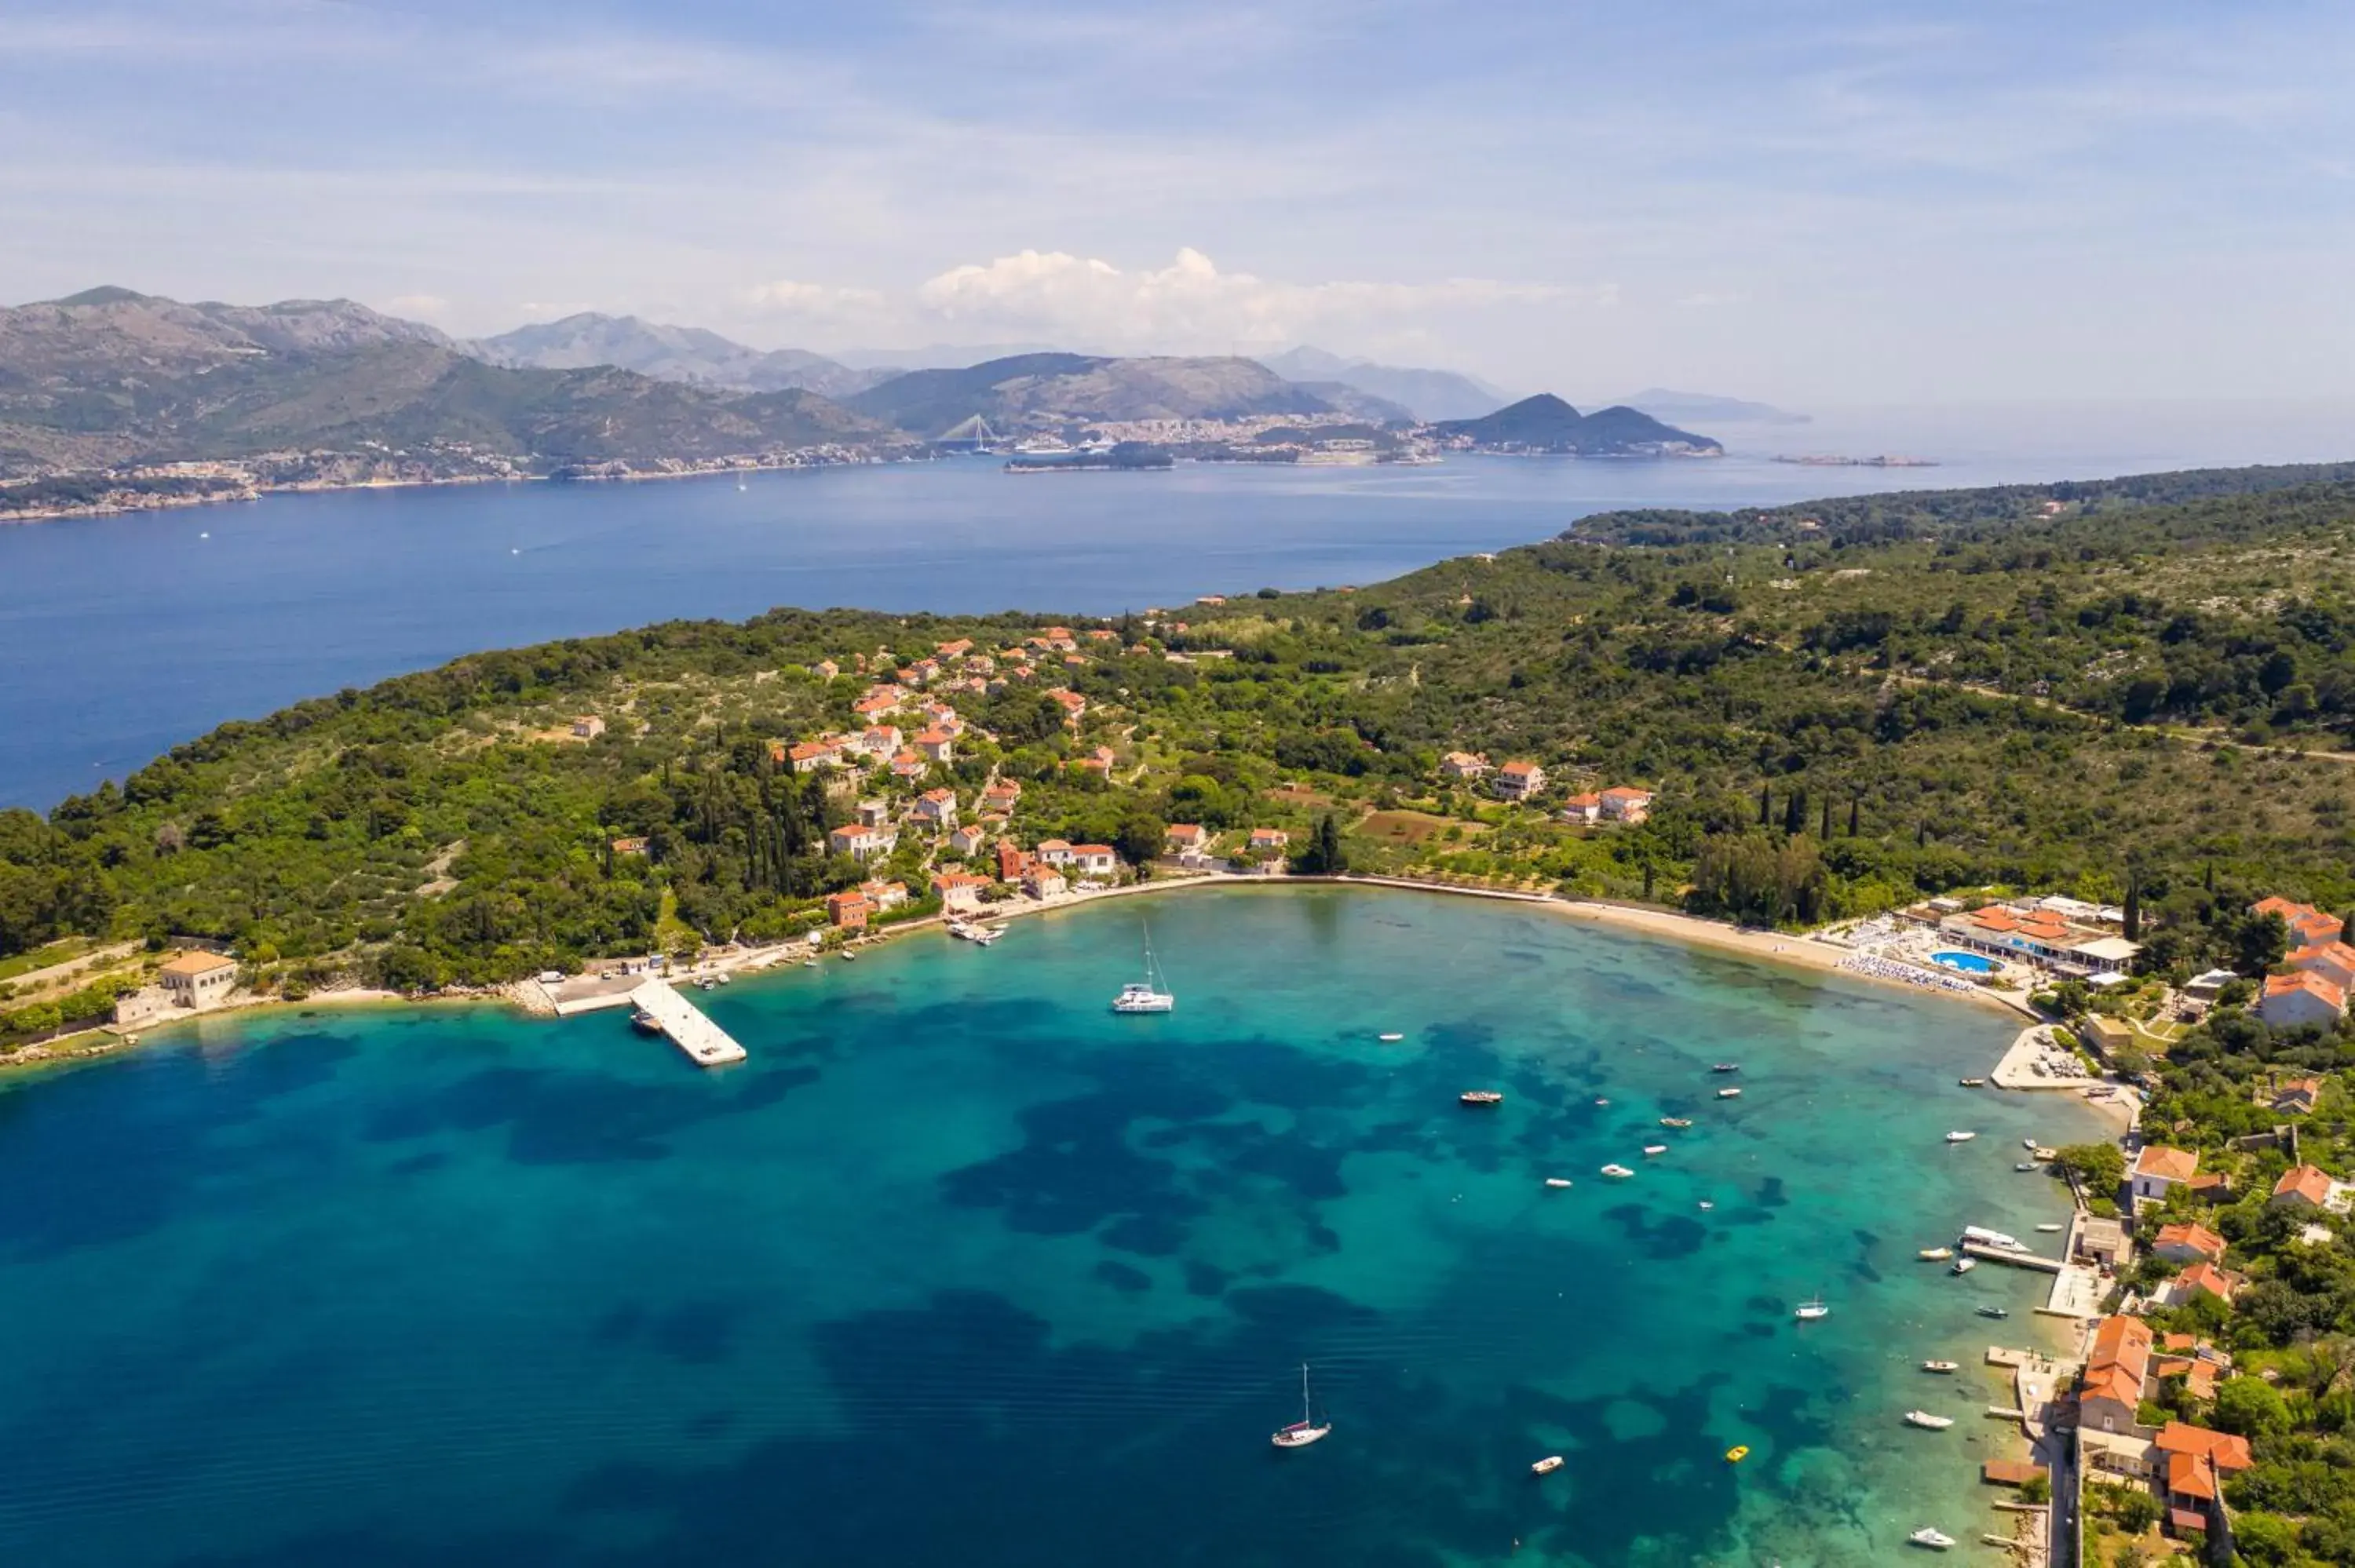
left=2, top=0, right=2349, bottom=402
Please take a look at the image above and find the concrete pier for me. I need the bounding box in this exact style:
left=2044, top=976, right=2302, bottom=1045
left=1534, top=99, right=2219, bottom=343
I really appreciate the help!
left=630, top=979, right=747, bottom=1067
left=1962, top=1242, right=2065, bottom=1273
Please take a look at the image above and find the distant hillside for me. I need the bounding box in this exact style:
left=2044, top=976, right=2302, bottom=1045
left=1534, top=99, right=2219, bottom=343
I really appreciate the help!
left=1432, top=394, right=1721, bottom=456
left=1607, top=388, right=1809, bottom=426
left=847, top=353, right=1343, bottom=437
left=0, top=288, right=893, bottom=475
left=1258, top=346, right=1509, bottom=422
left=469, top=313, right=885, bottom=399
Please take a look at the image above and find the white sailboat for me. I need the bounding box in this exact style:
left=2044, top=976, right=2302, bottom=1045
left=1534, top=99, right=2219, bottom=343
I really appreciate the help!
left=1271, top=1363, right=1331, bottom=1449
left=1112, top=924, right=1175, bottom=1012
left=1795, top=1293, right=1830, bottom=1321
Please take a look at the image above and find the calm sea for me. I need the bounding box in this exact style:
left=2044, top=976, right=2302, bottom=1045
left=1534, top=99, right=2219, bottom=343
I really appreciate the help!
left=4, top=398, right=2349, bottom=810
left=0, top=886, right=2102, bottom=1566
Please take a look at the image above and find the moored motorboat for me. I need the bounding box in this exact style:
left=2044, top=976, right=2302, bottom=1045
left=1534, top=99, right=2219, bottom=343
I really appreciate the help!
left=1643, top=1144, right=1668, bottom=1157
left=2022, top=1137, right=2039, bottom=1150
left=630, top=1008, right=663, bottom=1034
left=1904, top=1409, right=1955, bottom=1430
left=1712, top=1063, right=1740, bottom=1074
left=1717, top=1087, right=1743, bottom=1099
left=2014, top=1161, right=2039, bottom=1172
left=1944, top=1130, right=1977, bottom=1143
left=1659, top=1117, right=1693, bottom=1129
left=1544, top=1177, right=1573, bottom=1189
left=1271, top=1363, right=1331, bottom=1449
left=1919, top=1246, right=1953, bottom=1261
left=1594, top=1097, right=1610, bottom=1107
left=1976, top=1305, right=2009, bottom=1320
left=1460, top=1091, right=1505, bottom=1107
left=1951, top=1256, right=1977, bottom=1275
left=1795, top=1295, right=1830, bottom=1321
left=1724, top=1445, right=1749, bottom=1463
left=1909, top=1527, right=1955, bottom=1550
left=1599, top=1163, right=1634, bottom=1179
left=1531, top=1455, right=1565, bottom=1475
left=2036, top=1223, right=2065, bottom=1233
left=1922, top=1360, right=1959, bottom=1373
left=1378, top=1032, right=1404, bottom=1042
left=1698, top=1200, right=1715, bottom=1210
left=1958, top=1077, right=1986, bottom=1088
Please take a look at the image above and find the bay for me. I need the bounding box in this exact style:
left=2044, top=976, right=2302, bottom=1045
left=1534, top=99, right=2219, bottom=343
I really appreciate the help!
left=5, top=396, right=2350, bottom=810
left=0, top=886, right=2101, bottom=1566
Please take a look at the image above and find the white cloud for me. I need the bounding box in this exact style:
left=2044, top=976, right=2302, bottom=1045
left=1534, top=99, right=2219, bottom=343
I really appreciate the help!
left=910, top=247, right=1579, bottom=352
left=744, top=278, right=887, bottom=318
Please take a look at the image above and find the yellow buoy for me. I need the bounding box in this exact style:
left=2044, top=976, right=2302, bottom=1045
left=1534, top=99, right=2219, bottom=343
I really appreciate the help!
left=1725, top=1446, right=1750, bottom=1464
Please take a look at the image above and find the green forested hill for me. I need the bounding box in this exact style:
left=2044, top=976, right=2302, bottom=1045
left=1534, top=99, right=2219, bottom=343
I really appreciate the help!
left=5, top=464, right=2355, bottom=1008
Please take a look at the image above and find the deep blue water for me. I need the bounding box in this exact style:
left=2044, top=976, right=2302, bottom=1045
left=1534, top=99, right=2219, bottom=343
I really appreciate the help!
left=0, top=887, right=2102, bottom=1566
left=7, top=397, right=2350, bottom=810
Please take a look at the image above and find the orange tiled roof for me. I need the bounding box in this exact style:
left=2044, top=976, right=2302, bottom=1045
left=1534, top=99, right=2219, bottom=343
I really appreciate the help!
left=2090, top=1314, right=2153, bottom=1384
left=2275, top=1165, right=2335, bottom=1205
left=2167, top=1451, right=2217, bottom=1501
left=2155, top=1422, right=2253, bottom=1471
left=2174, top=1262, right=2240, bottom=1300
left=2155, top=1223, right=2226, bottom=1260
left=2266, top=971, right=2348, bottom=1008
left=2134, top=1146, right=2200, bottom=1183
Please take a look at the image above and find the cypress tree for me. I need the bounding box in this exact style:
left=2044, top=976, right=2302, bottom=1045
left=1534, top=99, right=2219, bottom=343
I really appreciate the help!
left=2123, top=876, right=2141, bottom=942
left=1784, top=786, right=1807, bottom=837
left=1820, top=797, right=1834, bottom=840
left=1847, top=796, right=1860, bottom=837
left=1758, top=784, right=1771, bottom=826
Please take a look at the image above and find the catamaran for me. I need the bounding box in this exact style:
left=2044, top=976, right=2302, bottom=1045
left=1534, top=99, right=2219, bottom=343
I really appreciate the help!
left=1112, top=925, right=1175, bottom=1013
left=1271, top=1363, right=1331, bottom=1449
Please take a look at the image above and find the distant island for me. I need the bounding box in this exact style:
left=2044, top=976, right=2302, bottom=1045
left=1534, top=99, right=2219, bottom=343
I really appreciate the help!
left=1431, top=394, right=1722, bottom=458
left=1002, top=441, right=1174, bottom=472
left=1608, top=388, right=1809, bottom=427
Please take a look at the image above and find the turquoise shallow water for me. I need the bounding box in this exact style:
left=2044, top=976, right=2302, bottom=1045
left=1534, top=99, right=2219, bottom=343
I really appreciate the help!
left=0, top=888, right=2100, bottom=1566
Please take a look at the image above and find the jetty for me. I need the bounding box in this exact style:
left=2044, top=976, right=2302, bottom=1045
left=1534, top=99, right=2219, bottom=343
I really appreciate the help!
left=629, top=979, right=747, bottom=1067
left=1961, top=1241, right=2065, bottom=1273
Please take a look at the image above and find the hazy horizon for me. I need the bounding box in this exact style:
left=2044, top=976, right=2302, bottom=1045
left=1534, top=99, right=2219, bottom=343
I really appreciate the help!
left=5, top=3, right=2350, bottom=406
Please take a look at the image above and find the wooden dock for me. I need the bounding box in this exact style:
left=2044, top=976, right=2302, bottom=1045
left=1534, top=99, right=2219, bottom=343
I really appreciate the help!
left=630, top=979, right=747, bottom=1067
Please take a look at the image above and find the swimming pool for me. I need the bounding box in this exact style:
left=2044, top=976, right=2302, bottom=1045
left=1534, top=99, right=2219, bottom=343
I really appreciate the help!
left=1931, top=950, right=1999, bottom=975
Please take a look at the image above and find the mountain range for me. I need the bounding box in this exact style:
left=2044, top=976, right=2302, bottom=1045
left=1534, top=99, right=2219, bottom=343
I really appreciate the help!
left=843, top=351, right=1410, bottom=434
left=1255, top=347, right=1512, bottom=422
left=470, top=314, right=888, bottom=399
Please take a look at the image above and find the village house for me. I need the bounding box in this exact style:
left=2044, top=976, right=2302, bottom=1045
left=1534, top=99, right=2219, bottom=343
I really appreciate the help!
left=2078, top=1314, right=2154, bottom=1436
left=1559, top=792, right=1604, bottom=824
left=856, top=798, right=892, bottom=829
left=1023, top=868, right=1068, bottom=899
left=932, top=871, right=991, bottom=911
left=1492, top=760, right=1545, bottom=800
left=610, top=836, right=648, bottom=856
left=1068, top=844, right=1119, bottom=880
left=1440, top=751, right=1490, bottom=782
left=2154, top=1424, right=2254, bottom=1536
left=889, top=749, right=929, bottom=781
left=2076, top=1214, right=2130, bottom=1270
left=935, top=638, right=973, bottom=659
left=158, top=950, right=239, bottom=1009
left=1035, top=839, right=1075, bottom=867
left=1046, top=689, right=1087, bottom=724
left=812, top=659, right=840, bottom=680
left=948, top=824, right=985, bottom=858
left=902, top=658, right=942, bottom=687
left=2260, top=969, right=2348, bottom=1030
left=981, top=779, right=1022, bottom=812
left=2291, top=940, right=2355, bottom=991
left=859, top=879, right=909, bottom=911
left=2252, top=896, right=2345, bottom=949
left=1599, top=786, right=1653, bottom=823
left=914, top=728, right=956, bottom=764
left=783, top=740, right=840, bottom=774
left=2079, top=1015, right=2137, bottom=1059
left=1073, top=746, right=1115, bottom=775
left=995, top=841, right=1031, bottom=882
left=827, top=824, right=893, bottom=861
left=2163, top=1261, right=2243, bottom=1307
left=2130, top=1145, right=2200, bottom=1203
left=825, top=892, right=871, bottom=930
left=2274, top=1077, right=2324, bottom=1115
left=852, top=693, right=902, bottom=720
left=2271, top=1164, right=2343, bottom=1210
left=2152, top=1222, right=2227, bottom=1265
left=1248, top=828, right=1289, bottom=859
left=571, top=715, right=605, bottom=740
left=851, top=724, right=901, bottom=760
left=913, top=788, right=958, bottom=828
left=1165, top=824, right=1210, bottom=862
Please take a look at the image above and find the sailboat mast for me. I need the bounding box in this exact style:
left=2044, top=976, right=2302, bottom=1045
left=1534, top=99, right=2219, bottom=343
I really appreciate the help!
left=1301, top=1362, right=1312, bottom=1423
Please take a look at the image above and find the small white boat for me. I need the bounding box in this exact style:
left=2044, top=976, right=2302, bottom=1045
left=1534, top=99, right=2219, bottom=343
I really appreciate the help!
left=2022, top=1137, right=2038, bottom=1150
left=1977, top=1305, right=2010, bottom=1320
left=1112, top=925, right=1174, bottom=1012
left=1944, top=1130, right=1976, bottom=1143
left=1958, top=1077, right=1986, bottom=1088
left=1795, top=1296, right=1830, bottom=1321
left=1594, top=1097, right=1610, bottom=1107
left=801, top=959, right=818, bottom=968
left=1712, top=1063, right=1740, bottom=1074
left=1643, top=1144, right=1668, bottom=1157
left=1918, top=1247, right=1953, bottom=1261
left=2014, top=1161, right=2039, bottom=1172
left=1271, top=1363, right=1332, bottom=1449
left=1599, top=1164, right=1634, bottom=1180
left=1922, top=1360, right=1959, bottom=1373
left=1698, top=1200, right=1715, bottom=1210
left=1378, top=1032, right=1404, bottom=1042
left=1909, top=1527, right=1955, bottom=1550
left=1717, top=1087, right=1743, bottom=1099
left=1544, top=1177, right=1573, bottom=1189
left=1951, top=1256, right=1977, bottom=1275
left=1531, top=1455, right=1565, bottom=1475
left=1461, top=1091, right=1505, bottom=1107
left=1904, top=1409, right=1955, bottom=1430
left=2036, top=1223, right=2064, bottom=1233
left=1659, top=1117, right=1693, bottom=1129
left=841, top=950, right=857, bottom=961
